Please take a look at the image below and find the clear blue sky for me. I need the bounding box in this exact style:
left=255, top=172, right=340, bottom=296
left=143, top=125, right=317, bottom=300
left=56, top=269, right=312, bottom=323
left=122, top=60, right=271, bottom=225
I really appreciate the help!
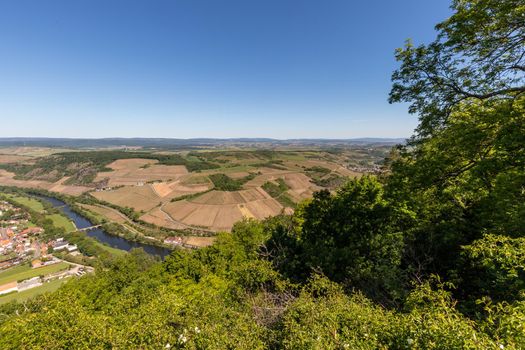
left=0, top=0, right=451, bottom=139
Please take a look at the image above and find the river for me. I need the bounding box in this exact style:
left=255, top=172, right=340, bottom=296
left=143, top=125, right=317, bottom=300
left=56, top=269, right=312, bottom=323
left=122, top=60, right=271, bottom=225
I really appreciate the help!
left=35, top=195, right=172, bottom=258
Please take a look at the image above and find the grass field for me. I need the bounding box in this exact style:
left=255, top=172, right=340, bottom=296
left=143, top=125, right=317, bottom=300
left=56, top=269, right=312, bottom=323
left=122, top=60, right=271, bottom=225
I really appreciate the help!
left=47, top=214, right=76, bottom=231
left=80, top=204, right=127, bottom=223
left=78, top=204, right=108, bottom=222
left=93, top=240, right=127, bottom=256
left=0, top=262, right=70, bottom=286
left=0, top=278, right=68, bottom=305
left=2, top=194, right=45, bottom=212
left=0, top=264, right=31, bottom=282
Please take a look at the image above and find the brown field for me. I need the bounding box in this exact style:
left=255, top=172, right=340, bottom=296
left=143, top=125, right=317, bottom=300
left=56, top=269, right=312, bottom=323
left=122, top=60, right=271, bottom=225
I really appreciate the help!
left=227, top=171, right=252, bottom=179
left=95, top=158, right=188, bottom=186
left=189, top=188, right=271, bottom=205
left=243, top=171, right=320, bottom=202
left=163, top=201, right=244, bottom=231
left=165, top=179, right=212, bottom=199
left=106, top=158, right=157, bottom=170
left=238, top=204, right=256, bottom=219
left=0, top=147, right=77, bottom=157
left=256, top=167, right=291, bottom=175
left=282, top=173, right=320, bottom=200
left=142, top=177, right=213, bottom=200
left=244, top=167, right=299, bottom=185
left=161, top=188, right=283, bottom=231
left=244, top=199, right=283, bottom=218
left=151, top=182, right=173, bottom=197
left=183, top=236, right=216, bottom=247
left=0, top=155, right=30, bottom=164
left=47, top=177, right=91, bottom=196
left=92, top=185, right=161, bottom=212
left=140, top=207, right=188, bottom=230
left=180, top=175, right=212, bottom=185
left=0, top=170, right=90, bottom=196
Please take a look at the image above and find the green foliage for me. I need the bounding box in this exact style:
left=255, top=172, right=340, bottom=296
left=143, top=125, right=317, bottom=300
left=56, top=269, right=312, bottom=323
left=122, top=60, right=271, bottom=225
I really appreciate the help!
left=0, top=218, right=523, bottom=348
left=479, top=298, right=525, bottom=348
left=278, top=275, right=499, bottom=349
left=311, top=173, right=347, bottom=188
left=457, top=234, right=525, bottom=304
left=305, top=166, right=331, bottom=176
left=261, top=178, right=296, bottom=208
left=268, top=177, right=414, bottom=304
left=400, top=279, right=499, bottom=349
left=209, top=173, right=255, bottom=191
left=262, top=178, right=289, bottom=198
left=390, top=0, right=524, bottom=137
left=387, top=0, right=525, bottom=290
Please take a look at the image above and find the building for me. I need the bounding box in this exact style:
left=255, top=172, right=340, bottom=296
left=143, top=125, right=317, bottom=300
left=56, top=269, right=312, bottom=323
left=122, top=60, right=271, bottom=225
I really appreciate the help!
left=66, top=244, right=78, bottom=252
left=53, top=238, right=69, bottom=251
left=20, top=227, right=44, bottom=236
left=164, top=236, right=183, bottom=246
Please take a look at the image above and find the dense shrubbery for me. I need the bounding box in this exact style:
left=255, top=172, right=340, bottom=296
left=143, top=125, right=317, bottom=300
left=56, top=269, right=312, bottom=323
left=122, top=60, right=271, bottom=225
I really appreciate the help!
left=209, top=173, right=256, bottom=191
left=261, top=179, right=296, bottom=208
left=0, top=218, right=520, bottom=348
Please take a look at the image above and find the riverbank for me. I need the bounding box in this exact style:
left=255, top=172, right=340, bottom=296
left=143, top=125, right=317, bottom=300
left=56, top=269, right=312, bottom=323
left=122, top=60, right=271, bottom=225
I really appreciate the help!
left=35, top=194, right=173, bottom=258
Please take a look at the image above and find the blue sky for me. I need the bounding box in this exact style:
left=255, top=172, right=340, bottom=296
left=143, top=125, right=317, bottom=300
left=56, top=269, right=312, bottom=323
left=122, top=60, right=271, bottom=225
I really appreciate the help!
left=0, top=0, right=451, bottom=139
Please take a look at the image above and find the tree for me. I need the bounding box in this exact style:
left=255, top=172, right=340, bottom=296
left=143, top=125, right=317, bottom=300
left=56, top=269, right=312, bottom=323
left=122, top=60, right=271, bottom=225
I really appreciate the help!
left=458, top=234, right=525, bottom=304
left=269, top=177, right=414, bottom=304
left=387, top=0, right=525, bottom=282
left=390, top=0, right=524, bottom=138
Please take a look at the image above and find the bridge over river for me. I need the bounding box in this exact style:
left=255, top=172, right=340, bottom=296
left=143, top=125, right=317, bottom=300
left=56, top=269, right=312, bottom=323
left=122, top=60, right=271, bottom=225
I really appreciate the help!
left=67, top=225, right=103, bottom=234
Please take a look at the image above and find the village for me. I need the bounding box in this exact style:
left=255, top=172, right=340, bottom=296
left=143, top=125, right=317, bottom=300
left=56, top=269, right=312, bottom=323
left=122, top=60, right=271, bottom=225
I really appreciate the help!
left=0, top=200, right=92, bottom=301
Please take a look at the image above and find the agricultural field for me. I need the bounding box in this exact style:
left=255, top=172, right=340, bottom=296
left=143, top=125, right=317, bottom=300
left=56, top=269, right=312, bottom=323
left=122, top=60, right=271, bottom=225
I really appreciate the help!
left=183, top=236, right=216, bottom=247
left=0, top=169, right=90, bottom=196
left=47, top=214, right=76, bottom=232
left=92, top=185, right=162, bottom=212
left=79, top=204, right=128, bottom=223
left=0, top=262, right=70, bottom=286
left=0, top=144, right=393, bottom=232
left=0, top=154, right=31, bottom=164
left=2, top=193, right=46, bottom=212
left=94, top=158, right=188, bottom=186
left=0, top=147, right=78, bottom=158
left=157, top=188, right=284, bottom=231
left=0, top=278, right=68, bottom=305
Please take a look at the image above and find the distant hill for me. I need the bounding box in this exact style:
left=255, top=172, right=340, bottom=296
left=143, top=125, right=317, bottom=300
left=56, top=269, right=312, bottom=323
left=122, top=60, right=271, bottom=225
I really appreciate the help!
left=0, top=137, right=406, bottom=149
